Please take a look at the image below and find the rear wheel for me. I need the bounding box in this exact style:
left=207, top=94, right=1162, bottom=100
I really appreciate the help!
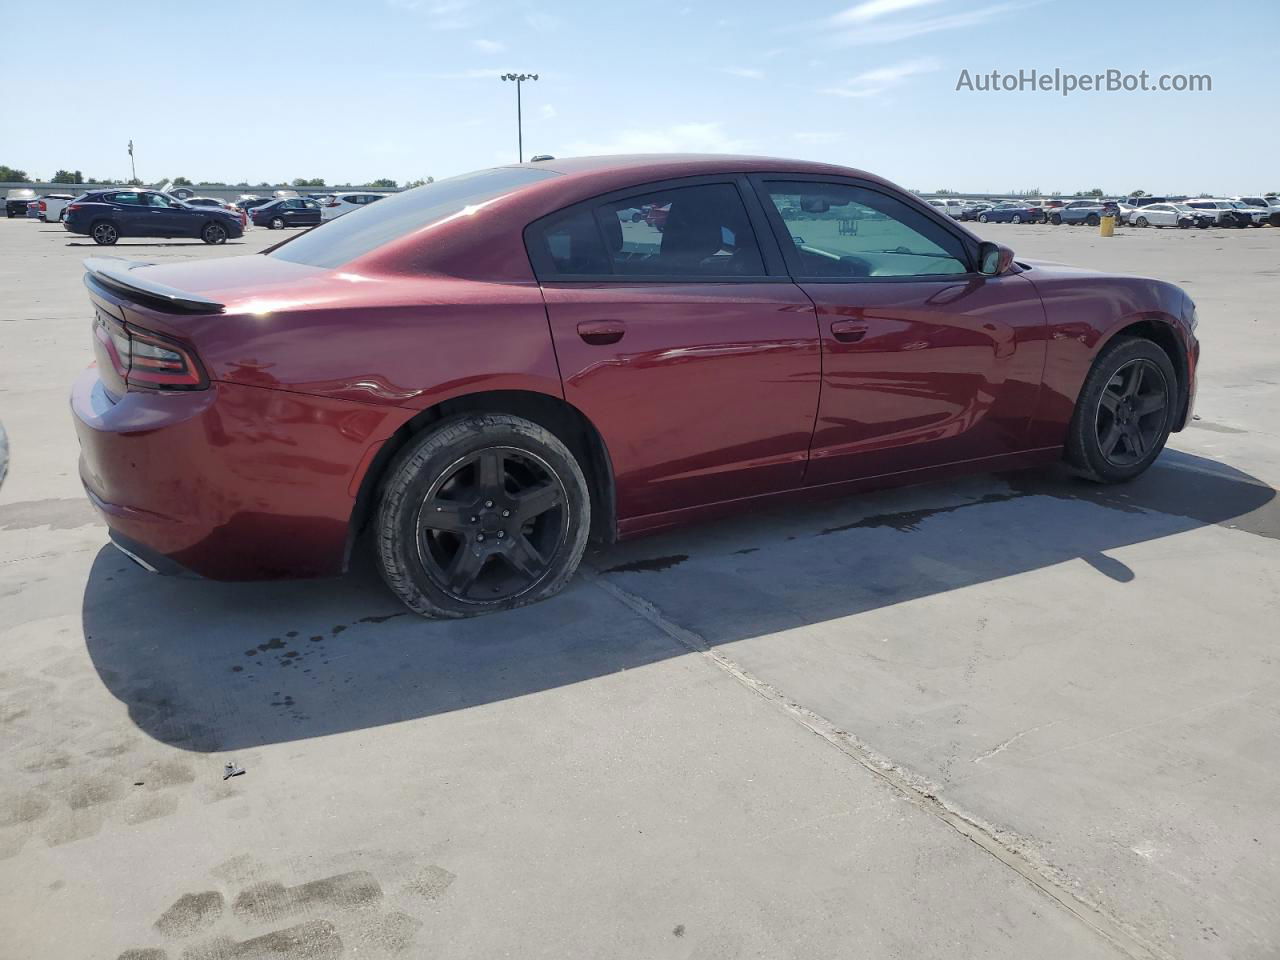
left=376, top=414, right=591, bottom=618
left=201, top=222, right=227, bottom=244
left=1066, top=337, right=1176, bottom=483
left=1011, top=214, right=1023, bottom=224
left=1086, top=213, right=1100, bottom=226
left=91, top=221, right=119, bottom=245
left=1135, top=216, right=1149, bottom=228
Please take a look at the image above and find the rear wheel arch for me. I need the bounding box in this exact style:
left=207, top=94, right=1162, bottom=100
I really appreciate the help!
left=345, top=389, right=616, bottom=568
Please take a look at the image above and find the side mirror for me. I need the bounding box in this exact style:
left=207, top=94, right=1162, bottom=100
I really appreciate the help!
left=978, top=240, right=1015, bottom=276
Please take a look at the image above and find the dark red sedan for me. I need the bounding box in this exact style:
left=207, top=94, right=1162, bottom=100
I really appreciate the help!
left=71, top=155, right=1198, bottom=617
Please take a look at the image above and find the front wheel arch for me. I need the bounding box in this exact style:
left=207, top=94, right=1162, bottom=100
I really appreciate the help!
left=1092, top=318, right=1190, bottom=432
left=345, top=389, right=616, bottom=570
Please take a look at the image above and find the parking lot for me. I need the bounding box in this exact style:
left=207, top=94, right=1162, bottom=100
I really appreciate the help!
left=1, top=216, right=1277, bottom=959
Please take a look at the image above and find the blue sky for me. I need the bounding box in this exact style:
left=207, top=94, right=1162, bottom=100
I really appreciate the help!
left=6, top=0, right=1277, bottom=194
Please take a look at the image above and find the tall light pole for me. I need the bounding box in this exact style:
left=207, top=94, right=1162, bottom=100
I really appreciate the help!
left=500, top=73, right=538, bottom=163
left=127, top=139, right=136, bottom=183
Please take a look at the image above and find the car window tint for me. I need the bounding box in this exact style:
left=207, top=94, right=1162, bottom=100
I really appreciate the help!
left=597, top=183, right=765, bottom=278
left=272, top=167, right=556, bottom=270
left=144, top=194, right=170, bottom=207
left=533, top=207, right=611, bottom=276
left=109, top=192, right=142, bottom=205
left=765, top=181, right=969, bottom=279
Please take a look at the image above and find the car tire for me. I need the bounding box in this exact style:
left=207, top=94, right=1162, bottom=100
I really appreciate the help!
left=91, top=221, right=119, bottom=245
left=1178, top=219, right=1191, bottom=229
left=1086, top=213, right=1100, bottom=226
left=58, top=209, right=66, bottom=222
left=1135, top=216, right=1149, bottom=228
left=977, top=213, right=989, bottom=223
left=201, top=222, right=228, bottom=245
left=1050, top=213, right=1062, bottom=225
left=375, top=413, right=591, bottom=618
left=270, top=216, right=285, bottom=230
left=1065, top=337, right=1177, bottom=484
left=1011, top=214, right=1022, bottom=224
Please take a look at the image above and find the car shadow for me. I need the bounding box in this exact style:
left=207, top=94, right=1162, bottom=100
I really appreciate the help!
left=82, top=450, right=1277, bottom=752
left=64, top=241, right=247, bottom=248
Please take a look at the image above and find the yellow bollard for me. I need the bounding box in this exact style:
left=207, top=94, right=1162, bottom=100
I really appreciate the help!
left=1100, top=215, right=1115, bottom=237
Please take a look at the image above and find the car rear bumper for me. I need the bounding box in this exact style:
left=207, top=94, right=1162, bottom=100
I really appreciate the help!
left=70, top=366, right=393, bottom=580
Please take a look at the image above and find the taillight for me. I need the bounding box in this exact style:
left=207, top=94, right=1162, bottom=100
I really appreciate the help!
left=38, top=201, right=47, bottom=211
left=94, top=315, right=207, bottom=390
left=67, top=203, right=82, bottom=213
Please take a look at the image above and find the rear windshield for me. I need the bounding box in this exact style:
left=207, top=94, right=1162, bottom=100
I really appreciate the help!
left=269, top=167, right=557, bottom=269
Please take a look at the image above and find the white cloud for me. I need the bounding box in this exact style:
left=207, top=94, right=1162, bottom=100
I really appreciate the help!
left=830, top=2, right=1026, bottom=45
left=524, top=11, right=561, bottom=32
left=540, top=104, right=557, bottom=120
left=387, top=0, right=478, bottom=30
left=473, top=38, right=505, bottom=53
left=831, top=0, right=946, bottom=24
left=718, top=67, right=765, bottom=79
left=564, top=122, right=748, bottom=156
left=793, top=131, right=844, bottom=144
left=822, top=56, right=941, bottom=97
left=428, top=68, right=501, bottom=80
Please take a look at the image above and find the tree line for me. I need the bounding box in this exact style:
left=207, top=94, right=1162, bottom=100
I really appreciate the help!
left=1, top=165, right=434, bottom=190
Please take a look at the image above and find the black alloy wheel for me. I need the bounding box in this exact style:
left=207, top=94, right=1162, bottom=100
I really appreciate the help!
left=414, top=446, right=568, bottom=603
left=1094, top=359, right=1169, bottom=467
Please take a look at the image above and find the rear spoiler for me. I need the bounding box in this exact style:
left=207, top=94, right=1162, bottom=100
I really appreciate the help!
left=83, top=257, right=225, bottom=314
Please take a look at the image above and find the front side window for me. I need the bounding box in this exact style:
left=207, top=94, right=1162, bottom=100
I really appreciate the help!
left=530, top=182, right=766, bottom=280
left=143, top=193, right=173, bottom=207
left=764, top=181, right=970, bottom=279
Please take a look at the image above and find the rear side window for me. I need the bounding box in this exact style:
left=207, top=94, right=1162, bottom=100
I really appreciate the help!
left=108, top=192, right=142, bottom=205
left=271, top=167, right=557, bottom=269
left=529, top=182, right=766, bottom=280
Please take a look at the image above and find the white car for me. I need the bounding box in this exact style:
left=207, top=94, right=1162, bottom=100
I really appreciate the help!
left=925, top=198, right=965, bottom=218
left=37, top=193, right=78, bottom=222
left=1182, top=199, right=1253, bottom=227
left=320, top=191, right=389, bottom=221
left=1128, top=203, right=1200, bottom=228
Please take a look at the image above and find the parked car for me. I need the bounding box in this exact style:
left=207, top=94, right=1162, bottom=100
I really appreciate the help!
left=235, top=196, right=275, bottom=215
left=1128, top=203, right=1205, bottom=229
left=1051, top=200, right=1118, bottom=226
left=959, top=200, right=995, bottom=221
left=976, top=201, right=1041, bottom=223
left=1024, top=199, right=1063, bottom=220
left=26, top=200, right=41, bottom=219
left=37, top=193, right=79, bottom=222
left=1182, top=199, right=1252, bottom=227
left=926, top=198, right=965, bottom=218
left=63, top=189, right=245, bottom=245
left=69, top=154, right=1198, bottom=618
left=5, top=188, right=37, bottom=217
left=1232, top=196, right=1280, bottom=226
left=1224, top=200, right=1270, bottom=227
left=320, top=192, right=388, bottom=221
left=250, top=197, right=323, bottom=229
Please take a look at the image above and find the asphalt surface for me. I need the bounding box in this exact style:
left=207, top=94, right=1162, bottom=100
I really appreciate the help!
left=0, top=216, right=1277, bottom=959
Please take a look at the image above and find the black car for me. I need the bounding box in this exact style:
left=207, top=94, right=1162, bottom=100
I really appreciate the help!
left=251, top=197, right=322, bottom=229
left=5, top=189, right=37, bottom=218
left=62, top=189, right=245, bottom=245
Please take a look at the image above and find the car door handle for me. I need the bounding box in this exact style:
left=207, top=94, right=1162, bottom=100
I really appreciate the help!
left=576, top=320, right=625, bottom=345
left=830, top=319, right=868, bottom=343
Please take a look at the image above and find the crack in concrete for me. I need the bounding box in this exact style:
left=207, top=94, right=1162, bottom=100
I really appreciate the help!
left=973, top=721, right=1060, bottom=763
left=587, top=567, right=1176, bottom=960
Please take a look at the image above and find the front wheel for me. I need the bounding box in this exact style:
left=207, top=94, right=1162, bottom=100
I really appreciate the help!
left=269, top=216, right=285, bottom=230
left=91, top=221, right=119, bottom=245
left=376, top=414, right=591, bottom=618
left=201, top=222, right=227, bottom=244
left=1050, top=213, right=1062, bottom=225
left=1065, top=337, right=1176, bottom=483
left=977, top=213, right=989, bottom=223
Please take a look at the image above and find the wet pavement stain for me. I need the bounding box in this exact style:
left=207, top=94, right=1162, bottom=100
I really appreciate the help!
left=0, top=498, right=101, bottom=531
left=819, top=493, right=1020, bottom=536
left=603, top=554, right=689, bottom=574
left=154, top=891, right=224, bottom=938
left=231, top=871, right=382, bottom=924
